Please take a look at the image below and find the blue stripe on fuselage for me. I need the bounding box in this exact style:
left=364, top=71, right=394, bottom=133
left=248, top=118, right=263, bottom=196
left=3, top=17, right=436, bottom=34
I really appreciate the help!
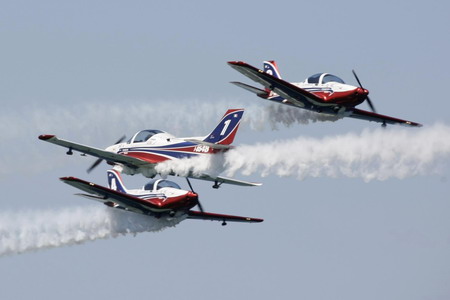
left=123, top=148, right=199, bottom=159
left=145, top=141, right=196, bottom=149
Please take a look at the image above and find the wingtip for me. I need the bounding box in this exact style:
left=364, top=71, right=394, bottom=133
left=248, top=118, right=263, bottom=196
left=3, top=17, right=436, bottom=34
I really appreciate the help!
left=227, top=61, right=245, bottom=66
left=251, top=218, right=264, bottom=223
left=404, top=121, right=423, bottom=127
left=38, top=134, right=55, bottom=140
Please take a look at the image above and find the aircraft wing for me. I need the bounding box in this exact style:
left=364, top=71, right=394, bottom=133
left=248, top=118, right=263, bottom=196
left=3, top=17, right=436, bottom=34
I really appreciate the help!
left=187, top=210, right=263, bottom=223
left=228, top=61, right=326, bottom=108
left=185, top=173, right=262, bottom=188
left=60, top=176, right=160, bottom=215
left=39, top=134, right=150, bottom=168
left=349, top=108, right=422, bottom=127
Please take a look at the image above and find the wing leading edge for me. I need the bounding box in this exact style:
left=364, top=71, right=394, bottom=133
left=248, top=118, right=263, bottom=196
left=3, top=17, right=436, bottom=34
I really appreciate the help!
left=349, top=108, right=422, bottom=127
left=187, top=211, right=263, bottom=223
left=39, top=135, right=150, bottom=168
left=188, top=172, right=262, bottom=188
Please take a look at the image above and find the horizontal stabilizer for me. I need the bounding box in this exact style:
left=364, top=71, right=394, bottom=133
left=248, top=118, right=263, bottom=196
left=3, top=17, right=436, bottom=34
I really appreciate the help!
left=75, top=193, right=107, bottom=201
left=183, top=139, right=233, bottom=150
left=230, top=81, right=269, bottom=97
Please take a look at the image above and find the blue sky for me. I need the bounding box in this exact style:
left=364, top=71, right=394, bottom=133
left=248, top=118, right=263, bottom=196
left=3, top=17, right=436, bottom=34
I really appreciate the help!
left=1, top=1, right=450, bottom=299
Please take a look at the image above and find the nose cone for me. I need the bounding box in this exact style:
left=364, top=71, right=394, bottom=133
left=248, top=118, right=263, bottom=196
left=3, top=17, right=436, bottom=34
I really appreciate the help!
left=186, top=191, right=199, bottom=208
left=356, top=87, right=369, bottom=97
left=186, top=191, right=198, bottom=202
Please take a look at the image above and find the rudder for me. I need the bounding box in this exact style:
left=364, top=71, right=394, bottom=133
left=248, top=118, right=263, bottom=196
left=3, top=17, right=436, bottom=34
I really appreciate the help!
left=263, top=61, right=282, bottom=79
left=203, top=109, right=244, bottom=145
left=107, top=169, right=128, bottom=193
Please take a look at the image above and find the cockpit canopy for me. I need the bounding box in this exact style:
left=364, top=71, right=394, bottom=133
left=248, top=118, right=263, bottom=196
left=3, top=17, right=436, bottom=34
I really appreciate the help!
left=306, top=73, right=345, bottom=85
left=144, top=179, right=181, bottom=191
left=128, top=130, right=164, bottom=144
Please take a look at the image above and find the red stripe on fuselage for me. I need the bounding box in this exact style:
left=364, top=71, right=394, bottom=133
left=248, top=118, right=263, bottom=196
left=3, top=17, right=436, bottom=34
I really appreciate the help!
left=146, top=192, right=198, bottom=210
left=312, top=89, right=366, bottom=107
left=120, top=145, right=217, bottom=163
left=217, top=123, right=241, bottom=145
left=122, top=148, right=215, bottom=164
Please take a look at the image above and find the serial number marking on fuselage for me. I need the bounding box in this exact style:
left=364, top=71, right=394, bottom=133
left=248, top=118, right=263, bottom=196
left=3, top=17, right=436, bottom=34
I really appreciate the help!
left=194, top=145, right=210, bottom=153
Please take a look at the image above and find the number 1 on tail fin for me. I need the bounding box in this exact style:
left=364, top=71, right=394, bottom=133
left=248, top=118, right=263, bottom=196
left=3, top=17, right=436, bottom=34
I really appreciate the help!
left=203, top=109, right=244, bottom=145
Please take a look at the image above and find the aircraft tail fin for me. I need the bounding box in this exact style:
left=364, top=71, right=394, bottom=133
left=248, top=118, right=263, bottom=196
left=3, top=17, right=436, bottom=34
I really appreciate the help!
left=263, top=61, right=282, bottom=79
left=107, top=169, right=128, bottom=193
left=203, top=109, right=244, bottom=145
left=263, top=61, right=282, bottom=94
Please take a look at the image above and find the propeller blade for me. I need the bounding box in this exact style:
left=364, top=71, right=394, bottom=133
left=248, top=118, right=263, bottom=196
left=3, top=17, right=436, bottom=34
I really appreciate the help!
left=366, top=96, right=377, bottom=113
left=352, top=69, right=363, bottom=88
left=186, top=177, right=195, bottom=193
left=87, top=158, right=103, bottom=173
left=86, top=135, right=126, bottom=173
left=186, top=178, right=204, bottom=212
left=352, top=69, right=377, bottom=113
left=114, top=135, right=126, bottom=145
left=196, top=199, right=205, bottom=213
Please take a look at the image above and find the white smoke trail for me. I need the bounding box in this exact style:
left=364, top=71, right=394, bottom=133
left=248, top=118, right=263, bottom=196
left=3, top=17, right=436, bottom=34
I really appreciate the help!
left=256, top=104, right=340, bottom=130
left=156, top=124, right=450, bottom=182
left=225, top=123, right=450, bottom=181
left=2, top=99, right=335, bottom=143
left=1, top=99, right=335, bottom=177
left=0, top=205, right=184, bottom=257
left=155, top=152, right=226, bottom=179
